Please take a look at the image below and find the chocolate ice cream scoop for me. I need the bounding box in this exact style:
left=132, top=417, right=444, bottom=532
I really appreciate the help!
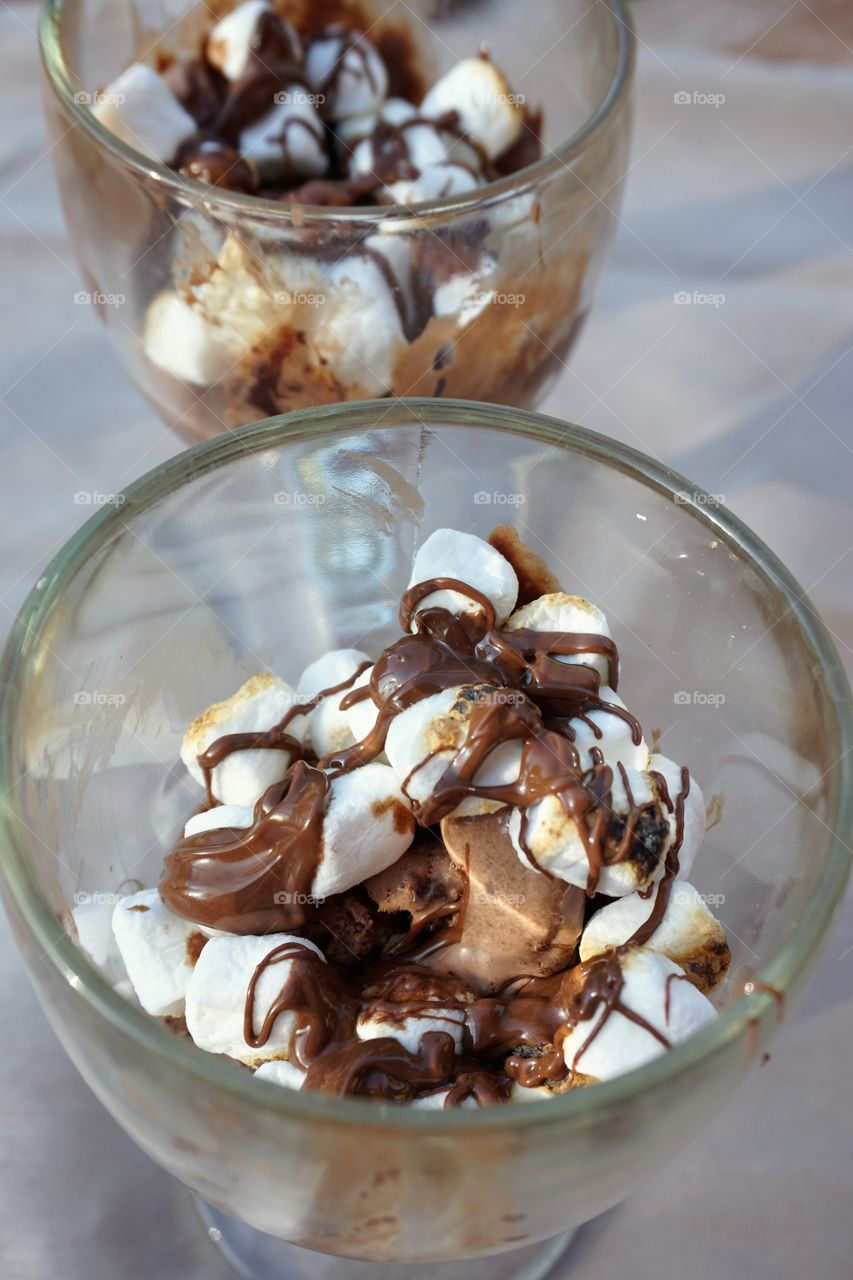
left=424, top=811, right=585, bottom=995
left=364, top=832, right=465, bottom=944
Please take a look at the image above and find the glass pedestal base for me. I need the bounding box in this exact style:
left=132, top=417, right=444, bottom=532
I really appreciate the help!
left=195, top=1199, right=576, bottom=1280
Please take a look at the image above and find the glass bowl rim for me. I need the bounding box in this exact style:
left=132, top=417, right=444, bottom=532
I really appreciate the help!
left=1, top=398, right=850, bottom=1132
left=38, top=0, right=635, bottom=223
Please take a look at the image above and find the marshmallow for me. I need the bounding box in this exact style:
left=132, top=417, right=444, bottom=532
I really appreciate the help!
left=504, top=592, right=612, bottom=685
left=112, top=889, right=206, bottom=1016
left=407, top=528, right=519, bottom=626
left=91, top=63, right=196, bottom=164
left=357, top=1004, right=465, bottom=1055
left=336, top=96, right=417, bottom=148
left=343, top=663, right=381, bottom=749
left=143, top=291, right=238, bottom=387
left=185, top=932, right=323, bottom=1063
left=384, top=163, right=480, bottom=205
left=507, top=763, right=669, bottom=896
left=385, top=685, right=523, bottom=819
left=649, top=753, right=705, bottom=881
left=314, top=763, right=415, bottom=899
left=580, top=882, right=731, bottom=994
left=411, top=1089, right=480, bottom=1110
left=304, top=30, right=388, bottom=121
left=71, top=895, right=127, bottom=982
left=569, top=688, right=650, bottom=773
left=560, top=947, right=717, bottom=1082
left=181, top=673, right=301, bottom=807
left=432, top=255, right=498, bottom=326
left=184, top=803, right=253, bottom=838
left=419, top=57, right=523, bottom=160
left=296, top=647, right=370, bottom=758
left=240, top=93, right=328, bottom=181
left=254, top=1058, right=306, bottom=1090
left=312, top=253, right=406, bottom=396
left=207, top=1, right=302, bottom=82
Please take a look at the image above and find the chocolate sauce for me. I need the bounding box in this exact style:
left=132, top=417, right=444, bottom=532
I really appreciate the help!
left=627, top=767, right=690, bottom=946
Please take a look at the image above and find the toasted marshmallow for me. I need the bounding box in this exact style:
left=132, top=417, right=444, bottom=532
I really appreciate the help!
left=296, top=648, right=370, bottom=758
left=419, top=57, right=523, bottom=160
left=649, top=753, right=705, bottom=881
left=112, top=889, right=206, bottom=1017
left=254, top=1058, right=307, bottom=1090
left=504, top=592, right=612, bottom=685
left=304, top=30, right=388, bottom=121
left=407, top=528, right=519, bottom=626
left=181, top=673, right=300, bottom=807
left=185, top=933, right=323, bottom=1064
left=240, top=93, right=328, bottom=181
left=561, top=947, right=717, bottom=1081
left=183, top=803, right=254, bottom=838
left=357, top=1004, right=466, bottom=1054
left=385, top=685, right=523, bottom=819
left=91, top=63, right=195, bottom=164
left=71, top=894, right=127, bottom=982
left=569, top=688, right=649, bottom=773
left=507, top=764, right=669, bottom=896
left=315, top=763, right=415, bottom=899
left=207, top=1, right=302, bottom=81
left=312, top=254, right=406, bottom=396
left=580, top=882, right=730, bottom=994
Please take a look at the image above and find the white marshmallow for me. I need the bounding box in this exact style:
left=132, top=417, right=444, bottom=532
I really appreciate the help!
left=504, top=593, right=612, bottom=685
left=240, top=93, right=328, bottom=181
left=207, top=1, right=302, bottom=82
left=411, top=1088, right=480, bottom=1110
left=357, top=1005, right=465, bottom=1055
left=407, top=528, right=519, bottom=626
left=112, top=889, right=204, bottom=1017
left=344, top=664, right=384, bottom=753
left=432, top=255, right=498, bottom=326
left=185, top=932, right=323, bottom=1064
left=296, top=647, right=370, bottom=758
left=312, top=254, right=406, bottom=396
left=71, top=895, right=127, bottom=982
left=419, top=57, right=523, bottom=160
left=181, top=673, right=300, bottom=807
left=385, top=685, right=522, bottom=819
left=384, top=163, right=480, bottom=205
left=184, top=803, right=254, bottom=839
left=569, top=688, right=650, bottom=773
left=507, top=764, right=666, bottom=896
left=579, top=881, right=730, bottom=993
left=143, top=291, right=237, bottom=387
left=561, top=947, right=717, bottom=1081
left=254, top=1058, right=306, bottom=1090
left=649, top=753, right=705, bottom=881
left=315, top=763, right=414, bottom=899
left=304, top=31, right=388, bottom=121
left=336, top=96, right=417, bottom=149
left=91, top=63, right=195, bottom=164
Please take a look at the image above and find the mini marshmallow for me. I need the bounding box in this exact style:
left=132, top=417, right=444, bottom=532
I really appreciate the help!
left=181, top=673, right=300, bottom=807
left=407, top=528, right=519, bottom=626
left=240, top=93, right=328, bottom=181
left=296, top=647, right=370, bottom=758
left=344, top=663, right=380, bottom=748
left=185, top=933, right=323, bottom=1063
left=304, top=30, right=388, bottom=121
left=254, top=1058, right=307, bottom=1090
left=184, top=803, right=253, bottom=838
left=650, top=753, right=705, bottom=881
left=91, top=63, right=195, bottom=164
left=569, top=688, right=649, bottom=773
left=71, top=895, right=127, bottom=982
left=112, top=888, right=206, bottom=1017
left=561, top=947, right=717, bottom=1081
left=143, top=291, right=238, bottom=387
left=384, top=163, right=480, bottom=205
left=507, top=763, right=668, bottom=896
left=336, top=96, right=417, bottom=148
left=419, top=57, right=523, bottom=160
left=207, top=1, right=302, bottom=82
left=312, top=254, right=406, bottom=396
left=432, top=255, right=498, bottom=326
left=504, top=593, right=612, bottom=685
left=411, top=1088, right=480, bottom=1110
left=357, top=1004, right=465, bottom=1055
left=385, top=684, right=522, bottom=819
left=579, top=881, right=731, bottom=994
left=315, top=763, right=415, bottom=899
left=350, top=121, right=449, bottom=180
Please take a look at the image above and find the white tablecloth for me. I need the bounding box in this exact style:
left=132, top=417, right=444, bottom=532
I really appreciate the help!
left=1, top=2, right=851, bottom=1276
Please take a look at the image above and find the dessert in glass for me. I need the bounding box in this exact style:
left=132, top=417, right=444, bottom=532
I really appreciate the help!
left=39, top=0, right=634, bottom=441
left=1, top=401, right=850, bottom=1278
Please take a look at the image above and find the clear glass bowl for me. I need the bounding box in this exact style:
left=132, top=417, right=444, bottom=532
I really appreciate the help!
left=39, top=0, right=634, bottom=443
left=1, top=401, right=850, bottom=1276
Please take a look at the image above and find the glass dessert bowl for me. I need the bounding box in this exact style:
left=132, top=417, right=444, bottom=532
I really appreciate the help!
left=39, top=0, right=634, bottom=443
left=1, top=400, right=850, bottom=1279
